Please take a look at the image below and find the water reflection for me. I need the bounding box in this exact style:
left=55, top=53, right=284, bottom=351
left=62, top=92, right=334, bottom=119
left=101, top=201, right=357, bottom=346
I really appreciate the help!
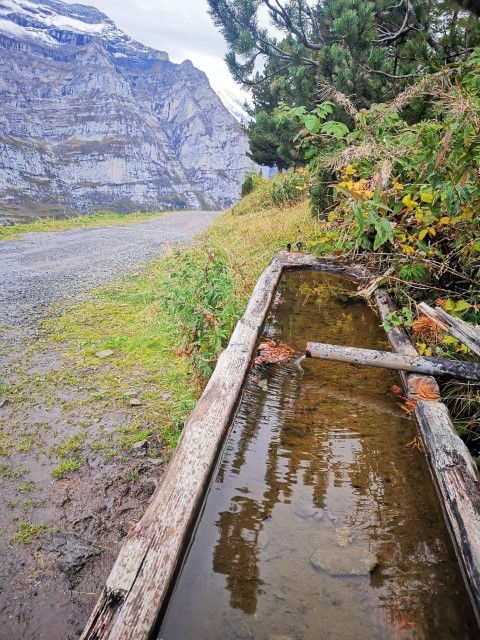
left=158, top=272, right=477, bottom=640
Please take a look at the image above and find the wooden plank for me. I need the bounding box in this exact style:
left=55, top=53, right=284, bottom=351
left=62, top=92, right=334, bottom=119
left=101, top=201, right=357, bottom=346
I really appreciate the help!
left=305, top=342, right=480, bottom=381
left=81, top=252, right=351, bottom=640
left=416, top=302, right=449, bottom=331
left=375, top=288, right=480, bottom=624
left=415, top=401, right=480, bottom=625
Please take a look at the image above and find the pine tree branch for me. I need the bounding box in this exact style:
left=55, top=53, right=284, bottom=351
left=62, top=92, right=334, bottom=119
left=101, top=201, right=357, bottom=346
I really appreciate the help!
left=359, top=63, right=424, bottom=80
left=373, top=0, right=413, bottom=45
left=263, top=0, right=324, bottom=50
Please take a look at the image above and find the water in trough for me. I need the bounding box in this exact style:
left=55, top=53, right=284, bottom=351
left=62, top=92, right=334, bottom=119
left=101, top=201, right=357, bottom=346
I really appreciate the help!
left=157, top=270, right=478, bottom=639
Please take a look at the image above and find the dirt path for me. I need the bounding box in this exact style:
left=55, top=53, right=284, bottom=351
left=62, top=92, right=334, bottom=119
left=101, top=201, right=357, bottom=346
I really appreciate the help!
left=0, top=211, right=221, bottom=640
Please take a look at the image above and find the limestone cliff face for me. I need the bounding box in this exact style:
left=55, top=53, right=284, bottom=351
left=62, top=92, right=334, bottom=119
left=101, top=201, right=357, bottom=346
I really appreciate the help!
left=0, top=0, right=253, bottom=216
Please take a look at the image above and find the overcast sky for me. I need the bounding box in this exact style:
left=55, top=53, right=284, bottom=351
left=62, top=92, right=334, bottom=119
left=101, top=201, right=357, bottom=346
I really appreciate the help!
left=65, top=0, right=248, bottom=101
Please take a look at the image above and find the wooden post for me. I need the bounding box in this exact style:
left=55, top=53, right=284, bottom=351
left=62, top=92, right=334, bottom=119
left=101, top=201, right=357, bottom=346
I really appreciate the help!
left=305, top=342, right=480, bottom=381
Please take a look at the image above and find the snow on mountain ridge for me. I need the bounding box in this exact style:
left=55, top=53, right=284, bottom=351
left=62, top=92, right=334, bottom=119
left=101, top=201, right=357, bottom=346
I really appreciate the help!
left=0, top=0, right=169, bottom=59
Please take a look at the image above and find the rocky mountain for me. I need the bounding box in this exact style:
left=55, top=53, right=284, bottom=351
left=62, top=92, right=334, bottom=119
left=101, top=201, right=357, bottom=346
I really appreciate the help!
left=0, top=0, right=254, bottom=219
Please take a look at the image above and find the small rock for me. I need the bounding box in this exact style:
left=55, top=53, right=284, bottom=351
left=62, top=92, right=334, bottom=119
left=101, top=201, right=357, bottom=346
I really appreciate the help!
left=124, top=391, right=139, bottom=398
left=258, top=379, right=268, bottom=391
left=161, top=392, right=171, bottom=400
left=270, top=636, right=293, bottom=640
left=43, top=533, right=100, bottom=572
left=311, top=538, right=377, bottom=576
left=129, top=398, right=143, bottom=407
left=293, top=504, right=323, bottom=521
left=148, top=458, right=162, bottom=465
left=95, top=350, right=114, bottom=359
left=104, top=497, right=115, bottom=510
left=132, top=439, right=147, bottom=450
left=0, top=398, right=7, bottom=408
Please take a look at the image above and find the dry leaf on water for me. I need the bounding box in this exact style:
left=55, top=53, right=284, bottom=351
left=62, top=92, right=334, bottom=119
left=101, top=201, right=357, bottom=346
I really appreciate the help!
left=254, top=338, right=295, bottom=366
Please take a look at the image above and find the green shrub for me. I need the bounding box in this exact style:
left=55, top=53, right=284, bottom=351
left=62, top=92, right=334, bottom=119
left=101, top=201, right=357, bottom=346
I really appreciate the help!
left=161, top=250, right=244, bottom=379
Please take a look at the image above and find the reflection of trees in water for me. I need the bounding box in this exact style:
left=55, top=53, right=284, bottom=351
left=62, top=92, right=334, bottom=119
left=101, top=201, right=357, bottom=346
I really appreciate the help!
left=211, top=271, right=475, bottom=633
left=212, top=496, right=263, bottom=615
left=212, top=362, right=300, bottom=614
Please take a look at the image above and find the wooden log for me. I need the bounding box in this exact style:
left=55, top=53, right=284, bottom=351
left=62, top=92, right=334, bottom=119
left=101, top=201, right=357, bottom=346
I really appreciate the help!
left=305, top=342, right=480, bottom=381
left=415, top=401, right=480, bottom=624
left=417, top=302, right=480, bottom=357
left=416, top=302, right=449, bottom=331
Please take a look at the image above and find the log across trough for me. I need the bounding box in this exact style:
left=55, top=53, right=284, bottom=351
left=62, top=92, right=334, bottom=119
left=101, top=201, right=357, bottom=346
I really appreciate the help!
left=81, top=253, right=480, bottom=639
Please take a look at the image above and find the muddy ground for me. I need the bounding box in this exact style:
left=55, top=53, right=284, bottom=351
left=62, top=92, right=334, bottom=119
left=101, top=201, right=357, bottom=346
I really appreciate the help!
left=0, top=211, right=221, bottom=639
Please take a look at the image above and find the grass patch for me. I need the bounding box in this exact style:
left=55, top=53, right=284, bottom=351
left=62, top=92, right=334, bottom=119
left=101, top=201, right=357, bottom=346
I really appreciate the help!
left=0, top=210, right=174, bottom=242
left=11, top=521, right=47, bottom=544
left=51, top=457, right=82, bottom=479
left=0, top=464, right=22, bottom=480
left=52, top=433, right=86, bottom=458
left=18, top=481, right=35, bottom=493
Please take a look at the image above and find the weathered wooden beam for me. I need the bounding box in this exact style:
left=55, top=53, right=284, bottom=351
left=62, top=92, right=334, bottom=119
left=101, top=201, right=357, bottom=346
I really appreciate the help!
left=373, top=289, right=441, bottom=399
left=374, top=288, right=480, bottom=623
left=80, top=254, right=285, bottom=639
left=416, top=401, right=480, bottom=623
left=305, top=342, right=480, bottom=381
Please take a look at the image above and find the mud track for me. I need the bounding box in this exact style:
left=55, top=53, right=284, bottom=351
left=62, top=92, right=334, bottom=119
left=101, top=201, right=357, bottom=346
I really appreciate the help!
left=0, top=211, right=221, bottom=639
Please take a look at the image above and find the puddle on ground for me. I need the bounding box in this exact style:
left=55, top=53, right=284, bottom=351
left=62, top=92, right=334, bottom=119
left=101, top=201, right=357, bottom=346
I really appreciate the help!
left=157, top=271, right=478, bottom=640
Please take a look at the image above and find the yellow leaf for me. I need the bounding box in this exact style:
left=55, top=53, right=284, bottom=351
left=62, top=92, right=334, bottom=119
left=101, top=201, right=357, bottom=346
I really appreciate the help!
left=428, top=226, right=436, bottom=236
left=402, top=245, right=415, bottom=254
left=364, top=190, right=374, bottom=199
left=439, top=216, right=450, bottom=224
left=393, top=180, right=404, bottom=190
left=418, top=228, right=429, bottom=241
left=420, top=190, right=434, bottom=204
left=402, top=194, right=419, bottom=210
left=345, top=165, right=357, bottom=175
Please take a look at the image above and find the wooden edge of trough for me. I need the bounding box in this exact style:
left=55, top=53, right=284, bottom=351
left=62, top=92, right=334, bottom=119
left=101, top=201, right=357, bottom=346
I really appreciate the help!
left=81, top=254, right=480, bottom=639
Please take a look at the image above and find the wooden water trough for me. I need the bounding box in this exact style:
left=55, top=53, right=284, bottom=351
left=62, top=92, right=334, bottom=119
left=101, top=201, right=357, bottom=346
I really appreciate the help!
left=81, top=253, right=480, bottom=639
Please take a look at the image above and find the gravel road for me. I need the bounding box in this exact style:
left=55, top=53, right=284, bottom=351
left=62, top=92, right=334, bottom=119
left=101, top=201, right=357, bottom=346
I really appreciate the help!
left=0, top=211, right=222, bottom=336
